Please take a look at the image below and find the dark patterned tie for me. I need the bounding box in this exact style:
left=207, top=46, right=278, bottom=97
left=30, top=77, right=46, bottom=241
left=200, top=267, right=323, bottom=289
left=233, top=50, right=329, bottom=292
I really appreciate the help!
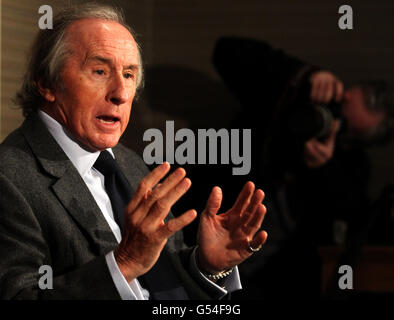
left=93, top=150, right=133, bottom=232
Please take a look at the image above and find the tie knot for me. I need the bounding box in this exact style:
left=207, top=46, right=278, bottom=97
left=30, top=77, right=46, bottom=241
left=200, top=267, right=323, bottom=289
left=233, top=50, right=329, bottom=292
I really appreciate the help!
left=93, top=150, right=118, bottom=176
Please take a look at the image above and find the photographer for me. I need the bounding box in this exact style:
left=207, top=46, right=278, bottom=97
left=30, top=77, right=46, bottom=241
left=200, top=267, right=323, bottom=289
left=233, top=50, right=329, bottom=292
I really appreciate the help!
left=212, top=36, right=394, bottom=299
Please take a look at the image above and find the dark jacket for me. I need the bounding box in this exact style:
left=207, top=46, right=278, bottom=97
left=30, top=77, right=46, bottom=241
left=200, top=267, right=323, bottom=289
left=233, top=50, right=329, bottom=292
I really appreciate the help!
left=0, top=113, right=212, bottom=300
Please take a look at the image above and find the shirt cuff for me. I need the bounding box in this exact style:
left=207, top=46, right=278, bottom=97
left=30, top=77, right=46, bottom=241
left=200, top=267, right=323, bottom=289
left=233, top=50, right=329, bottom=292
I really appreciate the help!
left=189, top=247, right=242, bottom=299
left=105, top=251, right=146, bottom=300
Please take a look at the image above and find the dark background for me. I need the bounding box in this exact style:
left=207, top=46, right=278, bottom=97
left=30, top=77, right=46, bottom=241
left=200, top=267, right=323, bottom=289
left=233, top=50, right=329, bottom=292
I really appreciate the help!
left=3, top=0, right=393, bottom=202
left=1, top=0, right=394, bottom=300
left=116, top=0, right=394, bottom=205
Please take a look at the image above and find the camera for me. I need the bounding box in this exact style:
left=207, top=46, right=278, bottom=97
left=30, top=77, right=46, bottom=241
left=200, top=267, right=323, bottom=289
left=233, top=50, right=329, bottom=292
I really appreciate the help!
left=274, top=76, right=343, bottom=142
left=285, top=99, right=342, bottom=141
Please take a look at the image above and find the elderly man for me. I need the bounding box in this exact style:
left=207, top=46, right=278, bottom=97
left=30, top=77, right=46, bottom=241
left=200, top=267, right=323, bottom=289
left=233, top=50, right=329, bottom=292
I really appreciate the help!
left=0, top=4, right=267, bottom=300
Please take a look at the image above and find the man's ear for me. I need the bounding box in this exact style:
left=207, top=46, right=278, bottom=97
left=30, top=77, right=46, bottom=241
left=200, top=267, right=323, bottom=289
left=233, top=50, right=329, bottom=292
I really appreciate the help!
left=37, top=80, right=56, bottom=102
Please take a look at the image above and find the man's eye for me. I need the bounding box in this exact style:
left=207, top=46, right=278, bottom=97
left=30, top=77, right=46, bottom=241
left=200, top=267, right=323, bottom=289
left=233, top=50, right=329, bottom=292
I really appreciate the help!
left=124, top=73, right=134, bottom=79
left=95, top=70, right=104, bottom=75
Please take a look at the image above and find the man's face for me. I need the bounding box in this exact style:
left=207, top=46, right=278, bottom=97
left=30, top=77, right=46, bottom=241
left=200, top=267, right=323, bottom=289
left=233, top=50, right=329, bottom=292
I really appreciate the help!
left=341, top=86, right=385, bottom=135
left=43, top=19, right=140, bottom=151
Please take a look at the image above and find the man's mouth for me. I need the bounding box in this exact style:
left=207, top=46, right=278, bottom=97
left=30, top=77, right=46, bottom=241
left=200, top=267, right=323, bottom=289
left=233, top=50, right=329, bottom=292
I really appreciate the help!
left=96, top=115, right=120, bottom=124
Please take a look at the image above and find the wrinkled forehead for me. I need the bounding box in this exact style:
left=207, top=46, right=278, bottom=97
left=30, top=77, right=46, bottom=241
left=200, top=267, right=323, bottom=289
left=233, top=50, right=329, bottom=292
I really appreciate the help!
left=64, top=18, right=139, bottom=64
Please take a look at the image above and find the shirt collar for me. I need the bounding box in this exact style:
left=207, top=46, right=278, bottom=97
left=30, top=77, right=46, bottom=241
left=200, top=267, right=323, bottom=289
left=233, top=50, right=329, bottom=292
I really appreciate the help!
left=38, top=110, right=115, bottom=177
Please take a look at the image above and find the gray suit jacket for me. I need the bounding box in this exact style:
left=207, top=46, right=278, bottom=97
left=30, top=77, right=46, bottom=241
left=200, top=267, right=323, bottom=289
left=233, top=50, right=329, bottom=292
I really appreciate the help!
left=0, top=113, right=213, bottom=300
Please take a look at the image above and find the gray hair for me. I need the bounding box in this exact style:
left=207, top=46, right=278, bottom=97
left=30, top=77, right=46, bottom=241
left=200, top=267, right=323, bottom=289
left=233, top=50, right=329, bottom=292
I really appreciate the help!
left=15, top=2, right=144, bottom=117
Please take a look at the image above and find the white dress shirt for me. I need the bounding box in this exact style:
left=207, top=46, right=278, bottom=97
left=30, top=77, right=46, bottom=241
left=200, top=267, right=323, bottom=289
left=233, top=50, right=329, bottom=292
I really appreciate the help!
left=38, top=110, right=241, bottom=299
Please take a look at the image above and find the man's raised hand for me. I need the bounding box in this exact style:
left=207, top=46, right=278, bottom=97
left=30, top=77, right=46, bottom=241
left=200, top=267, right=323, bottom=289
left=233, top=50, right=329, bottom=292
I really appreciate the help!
left=310, top=71, right=344, bottom=104
left=196, top=182, right=268, bottom=275
left=114, top=162, right=197, bottom=282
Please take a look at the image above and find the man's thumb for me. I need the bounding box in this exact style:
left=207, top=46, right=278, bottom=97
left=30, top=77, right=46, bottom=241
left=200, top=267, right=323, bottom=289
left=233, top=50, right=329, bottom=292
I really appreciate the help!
left=328, top=120, right=340, bottom=140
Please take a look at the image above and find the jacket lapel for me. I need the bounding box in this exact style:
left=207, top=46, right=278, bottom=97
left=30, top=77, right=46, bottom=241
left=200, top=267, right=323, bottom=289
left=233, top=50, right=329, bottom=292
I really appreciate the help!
left=21, top=114, right=117, bottom=256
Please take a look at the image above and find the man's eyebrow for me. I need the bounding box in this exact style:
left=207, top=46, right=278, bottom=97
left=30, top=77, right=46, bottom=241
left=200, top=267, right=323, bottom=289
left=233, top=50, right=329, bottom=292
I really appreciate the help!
left=85, top=55, right=139, bottom=70
left=88, top=55, right=111, bottom=64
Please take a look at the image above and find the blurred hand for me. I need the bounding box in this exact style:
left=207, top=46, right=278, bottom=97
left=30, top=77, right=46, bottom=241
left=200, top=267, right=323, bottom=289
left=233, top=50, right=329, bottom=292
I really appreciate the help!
left=114, top=163, right=197, bottom=282
left=310, top=71, right=344, bottom=104
left=197, top=182, right=268, bottom=274
left=304, top=120, right=340, bottom=168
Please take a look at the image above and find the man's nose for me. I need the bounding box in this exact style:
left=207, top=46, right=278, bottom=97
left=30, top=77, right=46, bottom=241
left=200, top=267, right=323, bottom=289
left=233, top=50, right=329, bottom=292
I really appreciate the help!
left=107, top=74, right=130, bottom=105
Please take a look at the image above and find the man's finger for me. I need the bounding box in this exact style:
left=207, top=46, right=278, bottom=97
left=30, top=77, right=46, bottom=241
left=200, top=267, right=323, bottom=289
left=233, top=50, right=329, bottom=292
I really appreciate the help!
left=310, top=81, right=318, bottom=102
left=130, top=167, right=187, bottom=224
left=243, top=204, right=266, bottom=235
left=305, top=139, right=320, bottom=158
left=126, top=162, right=170, bottom=214
left=248, top=230, right=268, bottom=254
left=310, top=79, right=321, bottom=102
left=305, top=140, right=328, bottom=165
left=324, top=80, right=334, bottom=104
left=335, top=81, right=344, bottom=102
left=230, top=181, right=255, bottom=215
left=240, top=189, right=264, bottom=225
left=147, top=177, right=192, bottom=225
left=306, top=139, right=326, bottom=158
left=126, top=166, right=187, bottom=228
left=203, top=186, right=223, bottom=217
left=316, top=80, right=328, bottom=102
left=160, top=209, right=197, bottom=238
left=246, top=189, right=265, bottom=215
left=142, top=167, right=187, bottom=207
left=328, top=120, right=340, bottom=142
left=311, top=140, right=330, bottom=160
